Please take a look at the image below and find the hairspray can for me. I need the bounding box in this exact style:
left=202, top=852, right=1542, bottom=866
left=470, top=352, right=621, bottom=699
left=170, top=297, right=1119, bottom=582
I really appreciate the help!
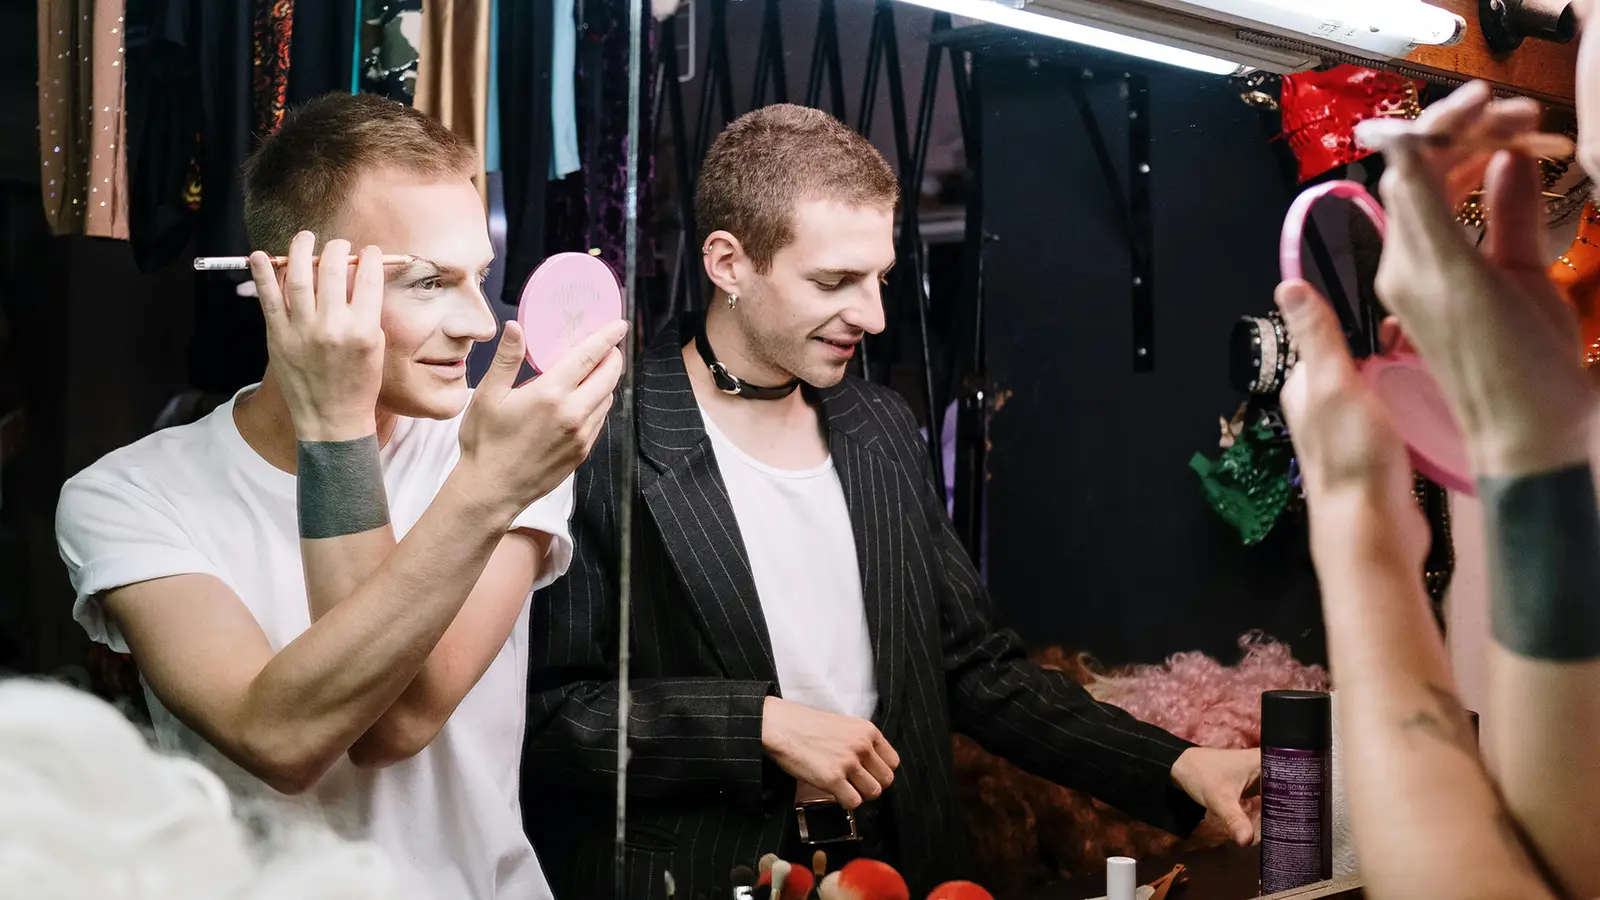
left=1261, top=689, right=1332, bottom=893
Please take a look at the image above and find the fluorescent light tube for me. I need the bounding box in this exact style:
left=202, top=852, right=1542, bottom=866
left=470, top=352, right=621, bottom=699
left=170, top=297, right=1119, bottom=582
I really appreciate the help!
left=896, top=0, right=1245, bottom=75
left=1161, top=0, right=1466, bottom=55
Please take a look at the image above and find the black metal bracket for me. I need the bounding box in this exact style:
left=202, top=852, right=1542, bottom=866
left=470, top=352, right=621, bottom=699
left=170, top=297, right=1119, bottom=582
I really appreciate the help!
left=1065, top=70, right=1155, bottom=371
left=806, top=0, right=850, bottom=119
left=1480, top=0, right=1576, bottom=52
left=750, top=0, right=789, bottom=109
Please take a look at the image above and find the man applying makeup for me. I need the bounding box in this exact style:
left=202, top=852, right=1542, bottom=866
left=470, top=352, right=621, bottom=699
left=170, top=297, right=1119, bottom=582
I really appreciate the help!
left=523, top=103, right=1262, bottom=899
left=55, top=93, right=625, bottom=900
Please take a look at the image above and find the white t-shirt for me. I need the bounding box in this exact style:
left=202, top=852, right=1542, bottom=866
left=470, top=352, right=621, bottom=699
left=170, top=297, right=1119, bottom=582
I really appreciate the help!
left=55, top=386, right=574, bottom=900
left=699, top=408, right=878, bottom=721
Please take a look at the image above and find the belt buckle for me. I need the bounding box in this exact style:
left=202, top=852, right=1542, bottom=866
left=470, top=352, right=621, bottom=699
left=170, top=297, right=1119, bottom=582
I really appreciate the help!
left=794, top=798, right=861, bottom=845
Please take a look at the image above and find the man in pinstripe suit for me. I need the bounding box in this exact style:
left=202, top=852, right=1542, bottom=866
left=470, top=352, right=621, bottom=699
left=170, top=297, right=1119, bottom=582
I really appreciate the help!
left=523, top=104, right=1262, bottom=900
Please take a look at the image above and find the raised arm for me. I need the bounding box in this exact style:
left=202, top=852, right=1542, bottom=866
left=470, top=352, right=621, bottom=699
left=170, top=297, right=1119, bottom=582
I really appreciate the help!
left=1277, top=276, right=1563, bottom=900
left=80, top=464, right=524, bottom=795
left=861, top=392, right=1208, bottom=837
left=1366, top=85, right=1600, bottom=897
left=243, top=240, right=623, bottom=768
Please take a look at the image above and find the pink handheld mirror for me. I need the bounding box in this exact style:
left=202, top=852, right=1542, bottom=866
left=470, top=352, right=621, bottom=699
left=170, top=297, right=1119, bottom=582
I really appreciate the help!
left=516, top=252, right=624, bottom=373
left=1279, top=180, right=1476, bottom=496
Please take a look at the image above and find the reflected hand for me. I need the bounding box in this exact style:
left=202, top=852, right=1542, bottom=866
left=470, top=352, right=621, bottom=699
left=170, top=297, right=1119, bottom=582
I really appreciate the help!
left=1373, top=83, right=1591, bottom=478
left=1171, top=747, right=1261, bottom=846
left=761, top=697, right=899, bottom=810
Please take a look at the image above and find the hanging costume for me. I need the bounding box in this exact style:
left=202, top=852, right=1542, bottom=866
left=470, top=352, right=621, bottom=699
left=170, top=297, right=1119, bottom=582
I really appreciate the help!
left=38, top=0, right=132, bottom=239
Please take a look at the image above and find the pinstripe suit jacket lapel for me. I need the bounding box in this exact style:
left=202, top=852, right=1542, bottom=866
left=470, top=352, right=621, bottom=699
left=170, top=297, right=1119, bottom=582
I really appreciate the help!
left=816, top=382, right=906, bottom=728
left=635, top=318, right=905, bottom=722
left=636, top=327, right=780, bottom=684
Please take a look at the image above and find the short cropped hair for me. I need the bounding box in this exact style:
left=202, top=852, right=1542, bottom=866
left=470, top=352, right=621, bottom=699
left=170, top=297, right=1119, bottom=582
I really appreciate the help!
left=695, top=104, right=899, bottom=274
left=242, top=92, right=477, bottom=254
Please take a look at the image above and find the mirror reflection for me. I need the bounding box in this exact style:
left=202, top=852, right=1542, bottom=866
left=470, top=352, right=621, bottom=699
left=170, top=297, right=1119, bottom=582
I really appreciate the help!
left=5, top=1, right=1594, bottom=900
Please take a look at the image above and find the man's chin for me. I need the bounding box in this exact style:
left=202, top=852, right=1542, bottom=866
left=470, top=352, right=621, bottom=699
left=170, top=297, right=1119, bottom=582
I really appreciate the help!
left=796, top=354, right=853, bottom=389
left=380, top=384, right=471, bottom=421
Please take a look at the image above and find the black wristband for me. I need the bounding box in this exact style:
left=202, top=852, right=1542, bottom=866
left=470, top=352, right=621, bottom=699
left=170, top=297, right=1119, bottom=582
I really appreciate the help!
left=296, top=435, right=391, bottom=540
left=1480, top=464, right=1600, bottom=661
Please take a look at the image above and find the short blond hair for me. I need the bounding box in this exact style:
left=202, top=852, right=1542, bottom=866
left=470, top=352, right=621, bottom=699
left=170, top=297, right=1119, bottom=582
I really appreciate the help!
left=242, top=92, right=476, bottom=254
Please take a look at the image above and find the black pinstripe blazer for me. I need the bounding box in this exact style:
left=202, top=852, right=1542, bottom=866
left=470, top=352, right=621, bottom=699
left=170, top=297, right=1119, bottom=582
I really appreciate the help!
left=523, top=318, right=1205, bottom=900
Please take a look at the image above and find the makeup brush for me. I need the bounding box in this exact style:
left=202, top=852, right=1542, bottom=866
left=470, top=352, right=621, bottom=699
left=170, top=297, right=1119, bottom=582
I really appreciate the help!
left=191, top=253, right=416, bottom=271
left=816, top=859, right=910, bottom=900
left=812, top=850, right=828, bottom=881
left=770, top=859, right=793, bottom=899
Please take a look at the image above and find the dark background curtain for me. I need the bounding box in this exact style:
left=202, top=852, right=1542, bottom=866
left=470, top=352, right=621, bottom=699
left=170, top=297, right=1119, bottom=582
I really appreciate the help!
left=978, top=54, right=1329, bottom=667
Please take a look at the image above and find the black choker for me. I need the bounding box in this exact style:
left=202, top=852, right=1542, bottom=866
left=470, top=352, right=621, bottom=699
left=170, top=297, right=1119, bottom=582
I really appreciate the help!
left=691, top=312, right=801, bottom=401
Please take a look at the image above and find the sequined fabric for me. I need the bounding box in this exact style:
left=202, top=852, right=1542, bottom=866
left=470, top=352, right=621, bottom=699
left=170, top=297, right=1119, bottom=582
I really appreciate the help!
left=1189, top=418, right=1295, bottom=546
left=1280, top=65, right=1424, bottom=183
left=252, top=0, right=293, bottom=136
left=544, top=0, right=657, bottom=277
left=38, top=0, right=131, bottom=239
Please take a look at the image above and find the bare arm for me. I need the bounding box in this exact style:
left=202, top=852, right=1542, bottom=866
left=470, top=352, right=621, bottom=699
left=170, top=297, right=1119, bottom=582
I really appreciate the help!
left=107, top=469, right=521, bottom=794
left=1477, top=464, right=1600, bottom=899
left=1364, top=93, right=1600, bottom=896
left=300, top=486, right=551, bottom=766
left=1310, top=492, right=1562, bottom=900
left=1276, top=269, right=1568, bottom=900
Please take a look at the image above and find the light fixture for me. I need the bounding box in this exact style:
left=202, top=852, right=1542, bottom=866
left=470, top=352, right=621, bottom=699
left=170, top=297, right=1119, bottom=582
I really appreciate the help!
left=895, top=0, right=1466, bottom=75
left=894, top=0, right=1247, bottom=74
left=1149, top=0, right=1466, bottom=55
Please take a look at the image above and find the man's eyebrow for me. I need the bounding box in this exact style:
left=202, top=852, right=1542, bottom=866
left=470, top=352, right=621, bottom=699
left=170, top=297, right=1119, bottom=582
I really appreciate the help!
left=811, top=261, right=896, bottom=278
left=388, top=257, right=440, bottom=282
left=387, top=258, right=494, bottom=282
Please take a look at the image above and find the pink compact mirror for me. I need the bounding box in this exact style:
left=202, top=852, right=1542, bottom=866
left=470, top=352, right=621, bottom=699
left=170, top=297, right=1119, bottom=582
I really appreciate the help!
left=1280, top=180, right=1475, bottom=495
left=516, top=252, right=624, bottom=372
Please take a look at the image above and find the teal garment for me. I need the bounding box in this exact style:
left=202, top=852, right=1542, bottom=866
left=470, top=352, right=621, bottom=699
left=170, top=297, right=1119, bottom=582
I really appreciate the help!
left=359, top=0, right=421, bottom=103
left=486, top=0, right=500, bottom=171
left=550, top=0, right=580, bottom=179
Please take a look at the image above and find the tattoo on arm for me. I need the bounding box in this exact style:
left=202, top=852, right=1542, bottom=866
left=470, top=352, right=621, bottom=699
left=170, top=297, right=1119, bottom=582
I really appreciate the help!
left=1479, top=464, right=1600, bottom=661
left=1396, top=685, right=1572, bottom=899
left=1397, top=685, right=1477, bottom=755
left=296, top=436, right=391, bottom=539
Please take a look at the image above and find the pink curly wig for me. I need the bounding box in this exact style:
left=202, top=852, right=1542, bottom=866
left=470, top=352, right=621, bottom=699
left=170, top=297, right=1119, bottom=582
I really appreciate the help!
left=953, top=634, right=1327, bottom=895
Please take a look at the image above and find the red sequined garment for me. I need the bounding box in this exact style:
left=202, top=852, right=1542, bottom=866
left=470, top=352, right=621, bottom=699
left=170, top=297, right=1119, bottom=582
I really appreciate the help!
left=1280, top=65, right=1425, bottom=182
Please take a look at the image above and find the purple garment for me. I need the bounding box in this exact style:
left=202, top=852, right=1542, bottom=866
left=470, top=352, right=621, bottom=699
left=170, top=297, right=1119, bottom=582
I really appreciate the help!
left=922, top=401, right=989, bottom=579
left=545, top=0, right=656, bottom=276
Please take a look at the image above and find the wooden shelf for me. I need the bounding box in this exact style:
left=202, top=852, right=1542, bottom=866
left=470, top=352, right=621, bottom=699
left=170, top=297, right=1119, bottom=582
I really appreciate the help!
left=1402, top=0, right=1577, bottom=105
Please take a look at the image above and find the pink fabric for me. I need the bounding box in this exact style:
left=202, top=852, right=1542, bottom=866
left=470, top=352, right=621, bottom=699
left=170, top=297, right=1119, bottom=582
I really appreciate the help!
left=1086, top=633, right=1329, bottom=749
left=954, top=636, right=1327, bottom=893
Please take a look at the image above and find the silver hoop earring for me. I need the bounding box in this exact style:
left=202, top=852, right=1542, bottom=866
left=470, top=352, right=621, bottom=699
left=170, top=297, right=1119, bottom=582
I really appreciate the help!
left=727, top=293, right=738, bottom=310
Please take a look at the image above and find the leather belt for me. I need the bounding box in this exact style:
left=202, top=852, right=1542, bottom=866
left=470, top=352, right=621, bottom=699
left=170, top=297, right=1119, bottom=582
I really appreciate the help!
left=794, top=798, right=858, bottom=845
left=794, top=798, right=888, bottom=846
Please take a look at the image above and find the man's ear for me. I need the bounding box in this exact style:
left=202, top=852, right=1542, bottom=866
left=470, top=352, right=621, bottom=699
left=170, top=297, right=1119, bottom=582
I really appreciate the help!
left=702, top=230, right=745, bottom=298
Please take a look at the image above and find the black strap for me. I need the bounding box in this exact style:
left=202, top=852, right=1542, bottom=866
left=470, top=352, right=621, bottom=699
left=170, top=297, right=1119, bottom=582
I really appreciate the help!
left=689, top=311, right=802, bottom=400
